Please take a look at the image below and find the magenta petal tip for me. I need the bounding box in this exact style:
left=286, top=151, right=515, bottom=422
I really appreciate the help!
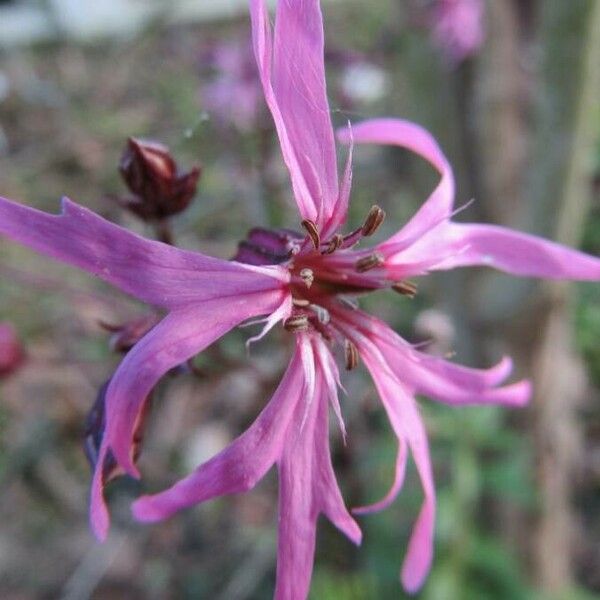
left=492, top=355, right=514, bottom=383
left=111, top=445, right=141, bottom=480
left=401, top=567, right=429, bottom=596
left=507, top=379, right=532, bottom=407
left=131, top=497, right=163, bottom=523
left=345, top=521, right=363, bottom=546
left=352, top=502, right=388, bottom=516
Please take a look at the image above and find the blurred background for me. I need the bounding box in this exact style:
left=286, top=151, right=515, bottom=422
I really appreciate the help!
left=0, top=0, right=599, bottom=598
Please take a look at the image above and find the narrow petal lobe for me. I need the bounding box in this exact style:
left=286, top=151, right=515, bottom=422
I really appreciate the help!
left=338, top=118, right=455, bottom=242
left=0, top=196, right=288, bottom=309
left=133, top=341, right=305, bottom=522
left=250, top=0, right=343, bottom=228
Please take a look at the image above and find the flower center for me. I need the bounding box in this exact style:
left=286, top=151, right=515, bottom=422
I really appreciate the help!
left=234, top=205, right=416, bottom=365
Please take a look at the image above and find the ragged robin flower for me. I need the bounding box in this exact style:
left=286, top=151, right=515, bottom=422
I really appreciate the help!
left=428, top=0, right=485, bottom=64
left=0, top=1, right=598, bottom=598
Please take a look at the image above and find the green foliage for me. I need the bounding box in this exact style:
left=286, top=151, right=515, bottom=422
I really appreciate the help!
left=310, top=569, right=379, bottom=600
left=577, top=205, right=600, bottom=386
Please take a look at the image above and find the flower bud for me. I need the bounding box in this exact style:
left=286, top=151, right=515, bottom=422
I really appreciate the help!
left=0, top=323, right=24, bottom=377
left=99, top=314, right=160, bottom=354
left=119, top=138, right=201, bottom=220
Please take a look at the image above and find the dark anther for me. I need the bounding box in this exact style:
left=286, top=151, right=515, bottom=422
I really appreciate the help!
left=299, top=268, right=315, bottom=288
left=361, top=205, right=386, bottom=236
left=323, top=233, right=344, bottom=255
left=301, top=219, right=321, bottom=250
left=392, top=280, right=418, bottom=298
left=284, top=314, right=310, bottom=333
left=292, top=297, right=310, bottom=307
left=311, top=304, right=330, bottom=325
left=355, top=252, right=384, bottom=273
left=344, top=339, right=359, bottom=370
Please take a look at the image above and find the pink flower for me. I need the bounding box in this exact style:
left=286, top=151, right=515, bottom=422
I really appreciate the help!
left=429, top=0, right=485, bottom=64
left=0, top=1, right=598, bottom=598
left=200, top=36, right=264, bottom=131
left=0, top=322, right=24, bottom=377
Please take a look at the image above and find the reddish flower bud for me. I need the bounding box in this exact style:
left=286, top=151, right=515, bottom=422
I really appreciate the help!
left=0, top=323, right=24, bottom=377
left=118, top=138, right=201, bottom=220
left=99, top=314, right=161, bottom=354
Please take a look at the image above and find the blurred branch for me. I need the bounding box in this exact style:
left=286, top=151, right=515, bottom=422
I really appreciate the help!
left=61, top=535, right=127, bottom=600
left=530, top=0, right=600, bottom=593
left=215, top=533, right=275, bottom=600
left=479, top=0, right=528, bottom=225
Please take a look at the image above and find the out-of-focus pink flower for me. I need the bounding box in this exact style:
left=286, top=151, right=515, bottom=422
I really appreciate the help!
left=0, top=322, right=24, bottom=377
left=0, top=1, right=598, bottom=598
left=200, top=36, right=263, bottom=131
left=429, top=0, right=485, bottom=64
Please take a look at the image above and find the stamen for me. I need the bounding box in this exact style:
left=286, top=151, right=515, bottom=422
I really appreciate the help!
left=338, top=296, right=359, bottom=311
left=310, top=304, right=330, bottom=325
left=323, top=233, right=343, bottom=255
left=392, top=280, right=418, bottom=298
left=301, top=219, right=321, bottom=250
left=292, top=297, right=310, bottom=307
left=355, top=252, right=384, bottom=273
left=283, top=315, right=309, bottom=333
left=361, top=205, right=386, bottom=236
left=299, top=268, right=314, bottom=288
left=344, top=339, right=359, bottom=370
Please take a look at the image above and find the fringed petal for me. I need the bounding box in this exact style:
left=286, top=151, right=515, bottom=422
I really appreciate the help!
left=132, top=338, right=306, bottom=522
left=249, top=0, right=344, bottom=228
left=275, top=340, right=360, bottom=600
left=359, top=339, right=435, bottom=594
left=337, top=118, right=455, bottom=243
left=424, top=222, right=600, bottom=280
left=107, top=291, right=288, bottom=477
left=336, top=307, right=532, bottom=407
left=0, top=196, right=288, bottom=309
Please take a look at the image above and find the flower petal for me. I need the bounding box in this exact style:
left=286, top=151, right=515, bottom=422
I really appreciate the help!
left=0, top=196, right=288, bottom=309
left=106, top=291, right=288, bottom=478
left=275, top=342, right=360, bottom=599
left=359, top=340, right=435, bottom=594
left=250, top=0, right=342, bottom=228
left=337, top=118, right=455, bottom=242
left=276, top=403, right=318, bottom=600
left=132, top=337, right=305, bottom=523
left=335, top=307, right=530, bottom=407
left=314, top=335, right=347, bottom=440
left=352, top=437, right=408, bottom=515
left=335, top=309, right=530, bottom=590
left=90, top=443, right=111, bottom=541
left=315, top=417, right=363, bottom=546
left=421, top=222, right=600, bottom=280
